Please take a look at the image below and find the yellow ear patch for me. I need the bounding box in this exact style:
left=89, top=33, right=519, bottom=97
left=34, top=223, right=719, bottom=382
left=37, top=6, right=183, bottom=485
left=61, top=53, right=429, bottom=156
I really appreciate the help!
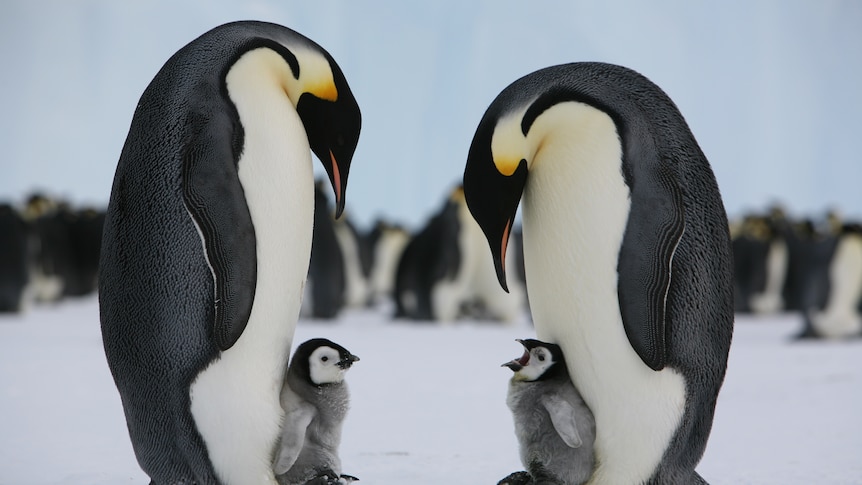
left=309, top=80, right=338, bottom=102
left=449, top=185, right=466, bottom=202
left=292, top=47, right=338, bottom=102
left=491, top=108, right=530, bottom=176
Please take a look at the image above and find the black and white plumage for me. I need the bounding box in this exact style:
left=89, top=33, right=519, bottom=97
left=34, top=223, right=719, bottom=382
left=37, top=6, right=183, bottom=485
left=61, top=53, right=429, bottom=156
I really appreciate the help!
left=305, top=181, right=347, bottom=319
left=808, top=224, right=862, bottom=339
left=0, top=204, right=29, bottom=313
left=500, top=339, right=595, bottom=485
left=99, top=21, right=360, bottom=485
left=394, top=186, right=525, bottom=322
left=463, top=62, right=733, bottom=484
left=275, top=339, right=360, bottom=485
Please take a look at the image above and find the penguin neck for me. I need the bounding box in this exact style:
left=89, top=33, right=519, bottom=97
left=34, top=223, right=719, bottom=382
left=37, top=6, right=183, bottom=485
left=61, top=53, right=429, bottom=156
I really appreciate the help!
left=520, top=101, right=686, bottom=484
left=287, top=367, right=345, bottom=401
left=225, top=47, right=314, bottom=331
left=188, top=47, right=314, bottom=485
left=522, top=101, right=632, bottom=345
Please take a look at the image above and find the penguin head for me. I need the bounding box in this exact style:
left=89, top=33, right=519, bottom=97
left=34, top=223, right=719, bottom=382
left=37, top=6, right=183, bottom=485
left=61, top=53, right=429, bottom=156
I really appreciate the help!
left=291, top=338, right=360, bottom=386
left=502, top=338, right=566, bottom=382
left=287, top=46, right=361, bottom=219
left=463, top=84, right=578, bottom=292
left=225, top=31, right=361, bottom=219
left=463, top=104, right=530, bottom=293
left=464, top=63, right=634, bottom=293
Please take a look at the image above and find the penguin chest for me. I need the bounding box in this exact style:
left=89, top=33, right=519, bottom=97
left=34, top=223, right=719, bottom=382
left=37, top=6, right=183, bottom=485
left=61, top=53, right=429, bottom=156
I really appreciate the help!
left=813, top=234, right=862, bottom=337
left=189, top=62, right=315, bottom=485
left=520, top=104, right=686, bottom=484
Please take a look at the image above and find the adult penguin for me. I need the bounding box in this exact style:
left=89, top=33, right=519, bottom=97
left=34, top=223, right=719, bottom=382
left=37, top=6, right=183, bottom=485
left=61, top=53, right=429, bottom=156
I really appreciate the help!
left=99, top=21, right=360, bottom=485
left=463, top=62, right=733, bottom=484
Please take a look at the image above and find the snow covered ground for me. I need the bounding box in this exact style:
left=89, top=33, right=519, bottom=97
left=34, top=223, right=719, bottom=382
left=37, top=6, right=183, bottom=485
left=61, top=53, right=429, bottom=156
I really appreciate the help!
left=1, top=296, right=860, bottom=484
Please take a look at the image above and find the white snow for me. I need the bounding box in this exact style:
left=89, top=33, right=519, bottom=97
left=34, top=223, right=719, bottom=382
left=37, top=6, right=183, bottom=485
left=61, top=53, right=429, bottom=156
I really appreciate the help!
left=1, top=297, right=861, bottom=485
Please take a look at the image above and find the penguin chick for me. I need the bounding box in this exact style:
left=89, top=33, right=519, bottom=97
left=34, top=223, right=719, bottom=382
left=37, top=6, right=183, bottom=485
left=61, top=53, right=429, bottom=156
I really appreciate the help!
left=275, top=338, right=360, bottom=485
left=500, top=339, right=595, bottom=485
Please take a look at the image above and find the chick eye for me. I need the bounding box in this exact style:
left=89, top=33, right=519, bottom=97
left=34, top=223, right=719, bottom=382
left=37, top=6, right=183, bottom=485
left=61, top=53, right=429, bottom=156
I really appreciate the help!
left=537, top=353, right=545, bottom=362
left=321, top=356, right=329, bottom=362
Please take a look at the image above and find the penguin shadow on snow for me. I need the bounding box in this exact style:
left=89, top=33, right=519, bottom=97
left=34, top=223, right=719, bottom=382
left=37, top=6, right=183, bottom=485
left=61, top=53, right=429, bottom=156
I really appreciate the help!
left=498, top=339, right=595, bottom=485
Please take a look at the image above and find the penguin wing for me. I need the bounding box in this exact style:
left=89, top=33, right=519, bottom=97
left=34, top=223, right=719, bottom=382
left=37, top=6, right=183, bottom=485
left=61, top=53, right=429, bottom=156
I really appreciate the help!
left=541, top=393, right=583, bottom=448
left=617, top=162, right=685, bottom=371
left=273, top=402, right=316, bottom=475
left=182, top=108, right=257, bottom=351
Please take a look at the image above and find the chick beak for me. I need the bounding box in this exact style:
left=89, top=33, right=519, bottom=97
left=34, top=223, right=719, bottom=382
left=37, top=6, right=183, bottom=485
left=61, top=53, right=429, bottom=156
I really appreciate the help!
left=502, top=340, right=530, bottom=371
left=338, top=354, right=360, bottom=369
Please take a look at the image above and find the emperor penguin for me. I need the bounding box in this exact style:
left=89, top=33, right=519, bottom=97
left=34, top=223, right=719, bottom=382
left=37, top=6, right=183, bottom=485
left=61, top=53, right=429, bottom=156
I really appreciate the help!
left=394, top=186, right=525, bottom=322
left=808, top=223, right=862, bottom=339
left=393, top=190, right=461, bottom=320
left=500, top=339, right=595, bottom=485
left=364, top=219, right=410, bottom=306
left=304, top=181, right=346, bottom=319
left=275, top=338, right=360, bottom=485
left=99, top=21, right=361, bottom=485
left=463, top=63, right=733, bottom=484
left=0, top=204, right=29, bottom=313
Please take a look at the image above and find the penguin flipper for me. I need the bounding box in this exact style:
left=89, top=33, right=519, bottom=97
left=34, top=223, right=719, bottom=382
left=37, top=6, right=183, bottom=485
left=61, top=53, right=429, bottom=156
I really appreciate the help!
left=182, top=110, right=257, bottom=351
left=541, top=393, right=583, bottom=448
left=617, top=163, right=685, bottom=371
left=274, top=403, right=316, bottom=475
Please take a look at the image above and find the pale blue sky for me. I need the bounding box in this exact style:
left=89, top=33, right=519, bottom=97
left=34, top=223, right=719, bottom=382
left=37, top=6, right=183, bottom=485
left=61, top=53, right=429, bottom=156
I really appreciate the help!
left=2, top=1, right=860, bottom=227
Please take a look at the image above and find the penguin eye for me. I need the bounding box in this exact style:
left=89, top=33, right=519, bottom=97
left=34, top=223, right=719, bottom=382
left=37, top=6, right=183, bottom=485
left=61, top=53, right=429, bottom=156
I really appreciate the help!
left=336, top=134, right=345, bottom=147
left=537, top=352, right=545, bottom=362
left=321, top=356, right=329, bottom=362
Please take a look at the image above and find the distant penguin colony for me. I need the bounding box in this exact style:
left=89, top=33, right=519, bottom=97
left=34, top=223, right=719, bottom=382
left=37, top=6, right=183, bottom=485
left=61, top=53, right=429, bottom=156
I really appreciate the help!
left=500, top=339, right=595, bottom=485
left=0, top=204, right=29, bottom=312
left=274, top=338, right=360, bottom=485
left=731, top=208, right=862, bottom=339
left=463, top=62, right=734, bottom=484
left=807, top=224, right=862, bottom=338
left=304, top=181, right=347, bottom=319
left=394, top=185, right=525, bottom=323
left=364, top=220, right=410, bottom=305
left=98, top=21, right=360, bottom=485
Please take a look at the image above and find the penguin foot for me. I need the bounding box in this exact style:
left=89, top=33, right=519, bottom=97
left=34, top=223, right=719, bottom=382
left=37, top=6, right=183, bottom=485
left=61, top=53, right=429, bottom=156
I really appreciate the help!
left=302, top=470, right=339, bottom=485
left=497, top=470, right=532, bottom=485
left=301, top=470, right=359, bottom=485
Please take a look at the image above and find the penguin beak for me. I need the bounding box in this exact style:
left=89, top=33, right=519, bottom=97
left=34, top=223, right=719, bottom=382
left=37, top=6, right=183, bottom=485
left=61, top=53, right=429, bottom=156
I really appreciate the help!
left=338, top=353, right=360, bottom=369
left=296, top=86, right=360, bottom=221
left=328, top=150, right=347, bottom=218
left=502, top=359, right=523, bottom=372
left=463, top=151, right=528, bottom=293
left=502, top=339, right=530, bottom=371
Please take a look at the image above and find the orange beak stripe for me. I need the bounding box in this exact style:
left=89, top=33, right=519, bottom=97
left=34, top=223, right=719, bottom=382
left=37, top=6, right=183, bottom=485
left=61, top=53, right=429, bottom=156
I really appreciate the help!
left=501, top=218, right=511, bottom=276
left=330, top=149, right=342, bottom=207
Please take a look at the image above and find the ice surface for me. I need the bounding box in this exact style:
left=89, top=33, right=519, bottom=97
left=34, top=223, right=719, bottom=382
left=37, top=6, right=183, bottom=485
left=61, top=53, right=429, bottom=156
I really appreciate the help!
left=1, top=297, right=860, bottom=484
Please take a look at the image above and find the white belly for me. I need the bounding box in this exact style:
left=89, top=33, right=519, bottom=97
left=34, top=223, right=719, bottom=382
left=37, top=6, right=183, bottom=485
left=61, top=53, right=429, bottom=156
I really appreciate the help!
left=521, top=102, right=686, bottom=484
left=189, top=52, right=314, bottom=485
left=813, top=234, right=862, bottom=338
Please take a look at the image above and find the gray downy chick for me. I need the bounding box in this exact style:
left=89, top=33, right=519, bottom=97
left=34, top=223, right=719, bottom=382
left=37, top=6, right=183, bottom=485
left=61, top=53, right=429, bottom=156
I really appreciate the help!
left=275, top=338, right=360, bottom=485
left=499, top=339, right=595, bottom=485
